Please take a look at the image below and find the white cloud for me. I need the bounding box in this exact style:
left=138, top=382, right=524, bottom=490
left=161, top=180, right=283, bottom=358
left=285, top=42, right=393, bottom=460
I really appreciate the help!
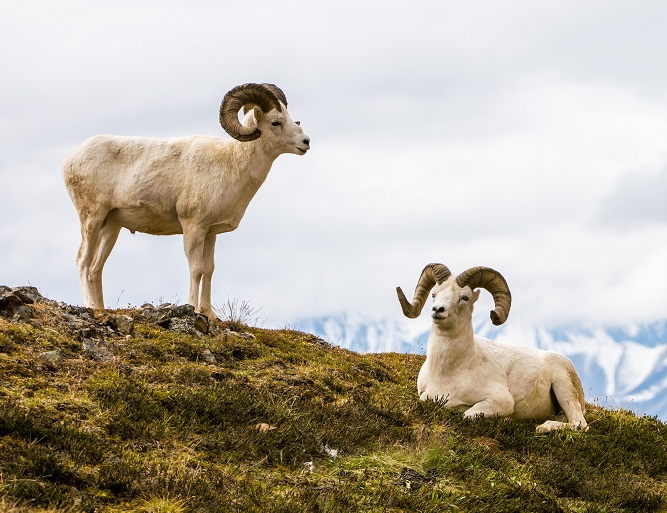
left=2, top=1, right=667, bottom=330
left=596, top=166, right=667, bottom=229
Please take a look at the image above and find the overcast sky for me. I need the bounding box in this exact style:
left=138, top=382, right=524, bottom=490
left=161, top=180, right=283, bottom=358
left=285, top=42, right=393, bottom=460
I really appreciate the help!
left=2, top=1, right=666, bottom=332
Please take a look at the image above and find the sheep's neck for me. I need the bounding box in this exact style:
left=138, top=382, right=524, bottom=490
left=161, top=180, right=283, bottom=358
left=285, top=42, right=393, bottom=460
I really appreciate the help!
left=197, top=140, right=277, bottom=234
left=236, top=141, right=275, bottom=185
left=224, top=141, right=276, bottom=206
left=428, top=320, right=476, bottom=369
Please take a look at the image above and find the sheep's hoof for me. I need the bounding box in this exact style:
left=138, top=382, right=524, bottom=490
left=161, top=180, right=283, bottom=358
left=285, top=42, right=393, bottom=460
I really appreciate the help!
left=536, top=420, right=588, bottom=433
left=198, top=308, right=218, bottom=322
left=535, top=420, right=564, bottom=433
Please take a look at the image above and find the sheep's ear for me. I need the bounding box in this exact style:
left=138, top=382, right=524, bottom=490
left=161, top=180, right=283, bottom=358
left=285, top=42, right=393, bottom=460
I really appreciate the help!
left=472, top=289, right=481, bottom=303
left=253, top=105, right=263, bottom=123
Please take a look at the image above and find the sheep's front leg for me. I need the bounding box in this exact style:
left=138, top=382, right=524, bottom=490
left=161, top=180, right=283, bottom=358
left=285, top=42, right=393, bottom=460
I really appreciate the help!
left=197, top=233, right=217, bottom=320
left=182, top=224, right=208, bottom=314
left=463, top=396, right=514, bottom=419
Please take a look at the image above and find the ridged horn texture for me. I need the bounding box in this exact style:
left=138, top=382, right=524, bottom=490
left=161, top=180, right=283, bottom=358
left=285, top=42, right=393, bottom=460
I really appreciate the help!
left=396, top=263, right=451, bottom=319
left=219, top=83, right=284, bottom=142
left=261, top=83, right=288, bottom=107
left=456, top=267, right=512, bottom=326
left=242, top=83, right=288, bottom=115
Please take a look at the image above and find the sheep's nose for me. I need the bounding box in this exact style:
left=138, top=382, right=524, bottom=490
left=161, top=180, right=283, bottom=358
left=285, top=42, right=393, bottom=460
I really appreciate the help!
left=432, top=305, right=445, bottom=314
left=302, top=137, right=310, bottom=147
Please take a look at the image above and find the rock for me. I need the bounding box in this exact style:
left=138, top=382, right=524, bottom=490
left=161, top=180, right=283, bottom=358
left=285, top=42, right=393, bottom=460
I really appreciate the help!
left=171, top=304, right=196, bottom=317
left=12, top=286, right=42, bottom=304
left=106, top=314, right=135, bottom=337
left=1, top=286, right=43, bottom=320
left=154, top=304, right=195, bottom=326
left=194, top=313, right=209, bottom=335
left=12, top=304, right=36, bottom=322
left=63, top=305, right=95, bottom=319
left=220, top=328, right=255, bottom=341
left=76, top=325, right=107, bottom=341
left=313, top=337, right=331, bottom=347
left=167, top=317, right=201, bottom=337
left=0, top=289, right=23, bottom=316
left=201, top=349, right=217, bottom=364
left=42, top=349, right=63, bottom=370
left=82, top=338, right=113, bottom=362
left=144, top=303, right=214, bottom=336
left=157, top=304, right=196, bottom=322
left=396, top=467, right=438, bottom=490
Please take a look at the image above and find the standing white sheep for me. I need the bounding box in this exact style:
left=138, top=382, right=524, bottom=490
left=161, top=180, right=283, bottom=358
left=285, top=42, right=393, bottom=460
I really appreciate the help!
left=397, top=263, right=588, bottom=433
left=63, top=83, right=310, bottom=319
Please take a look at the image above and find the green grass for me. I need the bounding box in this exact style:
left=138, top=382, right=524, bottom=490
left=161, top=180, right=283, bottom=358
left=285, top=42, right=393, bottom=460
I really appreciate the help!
left=1, top=300, right=667, bottom=512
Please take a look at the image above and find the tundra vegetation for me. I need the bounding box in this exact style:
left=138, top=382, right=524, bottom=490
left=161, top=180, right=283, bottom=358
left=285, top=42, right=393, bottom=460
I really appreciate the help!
left=1, top=287, right=666, bottom=513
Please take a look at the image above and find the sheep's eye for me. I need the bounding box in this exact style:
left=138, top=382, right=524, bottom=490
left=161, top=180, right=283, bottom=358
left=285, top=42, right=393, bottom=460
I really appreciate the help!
left=431, top=293, right=436, bottom=299
left=271, top=120, right=282, bottom=127
left=295, top=121, right=301, bottom=126
left=461, top=295, right=470, bottom=302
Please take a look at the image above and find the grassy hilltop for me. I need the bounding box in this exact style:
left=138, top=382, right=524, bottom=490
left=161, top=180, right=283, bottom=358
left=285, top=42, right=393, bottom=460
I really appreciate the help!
left=1, top=286, right=667, bottom=513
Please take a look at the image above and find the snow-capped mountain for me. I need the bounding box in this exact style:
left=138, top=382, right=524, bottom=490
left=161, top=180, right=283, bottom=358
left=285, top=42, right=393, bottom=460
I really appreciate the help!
left=295, top=311, right=427, bottom=354
left=294, top=313, right=667, bottom=420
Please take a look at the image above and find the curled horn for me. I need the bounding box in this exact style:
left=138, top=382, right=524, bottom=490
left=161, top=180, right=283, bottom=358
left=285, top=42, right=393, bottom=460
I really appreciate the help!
left=219, top=83, right=284, bottom=142
left=396, top=263, right=451, bottom=319
left=456, top=267, right=512, bottom=326
left=261, top=83, right=288, bottom=107
left=242, top=83, right=288, bottom=115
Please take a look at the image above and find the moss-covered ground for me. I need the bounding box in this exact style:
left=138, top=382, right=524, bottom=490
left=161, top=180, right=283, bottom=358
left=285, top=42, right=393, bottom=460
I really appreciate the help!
left=1, top=299, right=667, bottom=512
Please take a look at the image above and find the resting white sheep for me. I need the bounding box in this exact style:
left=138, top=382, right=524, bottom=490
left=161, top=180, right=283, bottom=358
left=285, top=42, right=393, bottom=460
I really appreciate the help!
left=397, top=263, right=587, bottom=433
left=62, top=83, right=310, bottom=319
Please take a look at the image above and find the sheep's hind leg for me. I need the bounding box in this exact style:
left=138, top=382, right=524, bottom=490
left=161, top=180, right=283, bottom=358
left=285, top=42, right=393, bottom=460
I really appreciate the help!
left=88, top=219, right=122, bottom=310
left=549, top=367, right=588, bottom=432
left=76, top=210, right=109, bottom=309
